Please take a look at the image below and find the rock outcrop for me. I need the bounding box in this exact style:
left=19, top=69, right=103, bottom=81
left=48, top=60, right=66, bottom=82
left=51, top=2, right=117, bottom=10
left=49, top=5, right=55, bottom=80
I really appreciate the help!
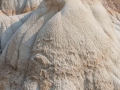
left=0, top=0, right=120, bottom=90
left=0, top=0, right=41, bottom=15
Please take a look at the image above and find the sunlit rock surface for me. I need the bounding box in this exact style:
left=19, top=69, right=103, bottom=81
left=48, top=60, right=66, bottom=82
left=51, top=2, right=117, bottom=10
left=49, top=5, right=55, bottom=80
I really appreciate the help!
left=0, top=0, right=120, bottom=90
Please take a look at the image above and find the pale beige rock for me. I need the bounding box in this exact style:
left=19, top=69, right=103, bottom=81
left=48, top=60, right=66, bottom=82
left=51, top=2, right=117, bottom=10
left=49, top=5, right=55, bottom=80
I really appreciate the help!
left=0, top=0, right=120, bottom=90
left=0, top=0, right=41, bottom=15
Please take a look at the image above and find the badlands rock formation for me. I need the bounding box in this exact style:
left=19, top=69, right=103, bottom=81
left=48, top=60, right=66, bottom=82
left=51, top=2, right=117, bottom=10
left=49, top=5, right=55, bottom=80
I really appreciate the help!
left=0, top=0, right=41, bottom=15
left=0, top=0, right=120, bottom=90
left=102, top=0, right=120, bottom=13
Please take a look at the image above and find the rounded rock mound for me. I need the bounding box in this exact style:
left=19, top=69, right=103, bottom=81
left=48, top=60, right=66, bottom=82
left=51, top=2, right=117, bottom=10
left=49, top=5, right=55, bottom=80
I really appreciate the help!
left=0, top=0, right=120, bottom=90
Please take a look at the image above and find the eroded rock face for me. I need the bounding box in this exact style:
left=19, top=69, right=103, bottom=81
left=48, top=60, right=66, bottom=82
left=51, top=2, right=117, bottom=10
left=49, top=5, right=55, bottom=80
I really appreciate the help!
left=102, top=0, right=120, bottom=13
left=0, top=0, right=41, bottom=15
left=0, top=0, right=120, bottom=90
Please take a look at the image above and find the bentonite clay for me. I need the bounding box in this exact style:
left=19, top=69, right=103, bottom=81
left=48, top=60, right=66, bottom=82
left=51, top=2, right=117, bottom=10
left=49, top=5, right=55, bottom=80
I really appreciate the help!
left=0, top=0, right=120, bottom=90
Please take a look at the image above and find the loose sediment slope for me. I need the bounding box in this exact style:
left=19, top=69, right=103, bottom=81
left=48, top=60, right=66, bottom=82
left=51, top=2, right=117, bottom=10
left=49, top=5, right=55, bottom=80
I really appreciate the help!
left=0, top=0, right=120, bottom=90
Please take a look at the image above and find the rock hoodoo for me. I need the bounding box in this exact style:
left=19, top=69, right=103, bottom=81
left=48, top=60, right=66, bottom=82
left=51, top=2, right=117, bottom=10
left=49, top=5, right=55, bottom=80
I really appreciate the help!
left=0, top=0, right=120, bottom=90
